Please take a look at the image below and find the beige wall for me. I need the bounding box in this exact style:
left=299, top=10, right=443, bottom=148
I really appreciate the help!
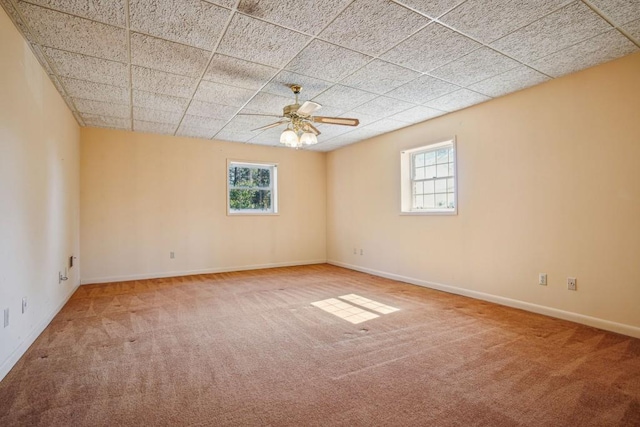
left=80, top=128, right=326, bottom=283
left=327, top=52, right=640, bottom=336
left=0, top=8, right=80, bottom=380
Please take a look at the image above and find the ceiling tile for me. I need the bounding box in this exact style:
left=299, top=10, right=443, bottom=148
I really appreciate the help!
left=341, top=111, right=379, bottom=127
left=220, top=113, right=283, bottom=132
left=381, top=23, right=480, bottom=72
left=247, top=127, right=284, bottom=146
left=365, top=118, right=408, bottom=133
left=589, top=0, right=640, bottom=25
left=468, top=65, right=550, bottom=97
left=491, top=2, right=612, bottom=63
left=176, top=124, right=216, bottom=139
left=22, top=0, right=126, bottom=27
left=312, top=85, right=377, bottom=110
left=385, top=75, right=459, bottom=104
left=18, top=2, right=127, bottom=62
left=262, top=71, right=332, bottom=99
left=286, top=39, right=372, bottom=82
left=216, top=13, right=311, bottom=67
left=133, top=120, right=177, bottom=135
left=129, top=0, right=230, bottom=50
left=390, top=105, right=446, bottom=123
left=340, top=60, right=420, bottom=95
left=1, top=0, right=35, bottom=36
left=131, top=66, right=198, bottom=99
left=394, top=0, right=465, bottom=18
left=73, top=98, right=130, bottom=118
left=440, top=0, right=570, bottom=44
left=193, top=80, right=256, bottom=107
left=352, top=96, right=415, bottom=120
left=132, top=89, right=189, bottom=113
left=241, top=92, right=293, bottom=115
left=319, top=0, right=430, bottom=56
left=181, top=114, right=227, bottom=131
left=424, top=88, right=490, bottom=112
left=624, top=19, right=640, bottom=40
left=186, top=100, right=238, bottom=120
left=43, top=47, right=128, bottom=88
left=130, top=33, right=210, bottom=79
left=214, top=129, right=255, bottom=142
left=81, top=113, right=130, bottom=130
left=237, top=0, right=350, bottom=35
left=320, top=133, right=361, bottom=147
left=133, top=106, right=183, bottom=124
left=203, top=54, right=278, bottom=90
left=529, top=30, right=638, bottom=78
left=61, top=77, right=129, bottom=103
left=429, top=47, right=520, bottom=86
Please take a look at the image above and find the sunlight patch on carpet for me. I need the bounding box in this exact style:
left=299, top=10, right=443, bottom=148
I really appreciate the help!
left=311, top=294, right=399, bottom=324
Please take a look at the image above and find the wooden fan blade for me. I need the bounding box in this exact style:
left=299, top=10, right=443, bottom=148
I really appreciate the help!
left=237, top=113, right=285, bottom=119
left=251, top=120, right=288, bottom=132
left=297, top=101, right=322, bottom=117
left=312, top=116, right=359, bottom=126
left=306, top=123, right=321, bottom=136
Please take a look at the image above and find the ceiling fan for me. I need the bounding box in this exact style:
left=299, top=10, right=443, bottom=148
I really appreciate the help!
left=239, top=85, right=360, bottom=148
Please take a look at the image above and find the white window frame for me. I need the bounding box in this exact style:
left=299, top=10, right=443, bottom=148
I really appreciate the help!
left=400, top=138, right=457, bottom=215
left=227, top=160, right=278, bottom=215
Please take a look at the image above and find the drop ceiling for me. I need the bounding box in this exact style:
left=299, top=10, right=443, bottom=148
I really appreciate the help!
left=2, top=0, right=639, bottom=152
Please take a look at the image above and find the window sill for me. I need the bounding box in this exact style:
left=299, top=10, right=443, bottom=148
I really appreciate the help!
left=227, top=212, right=279, bottom=216
left=400, top=210, right=457, bottom=216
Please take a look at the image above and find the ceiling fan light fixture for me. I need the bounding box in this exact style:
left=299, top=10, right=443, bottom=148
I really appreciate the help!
left=280, top=128, right=299, bottom=147
left=300, top=131, right=318, bottom=146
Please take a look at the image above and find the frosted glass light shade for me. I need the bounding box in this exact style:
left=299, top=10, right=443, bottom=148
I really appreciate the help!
left=280, top=129, right=299, bottom=147
left=300, top=132, right=318, bottom=145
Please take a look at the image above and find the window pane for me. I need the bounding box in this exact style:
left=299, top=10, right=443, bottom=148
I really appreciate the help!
left=253, top=168, right=271, bottom=187
left=448, top=163, right=454, bottom=176
left=435, top=178, right=447, bottom=193
left=436, top=164, right=448, bottom=177
left=425, top=165, right=436, bottom=178
left=414, top=153, right=425, bottom=167
left=425, top=194, right=435, bottom=208
left=414, top=195, right=424, bottom=209
left=447, top=192, right=456, bottom=208
left=447, top=178, right=455, bottom=192
left=425, top=151, right=436, bottom=166
left=435, top=193, right=447, bottom=208
left=423, top=180, right=435, bottom=194
left=436, top=149, right=448, bottom=164
left=229, top=189, right=271, bottom=211
left=415, top=167, right=425, bottom=180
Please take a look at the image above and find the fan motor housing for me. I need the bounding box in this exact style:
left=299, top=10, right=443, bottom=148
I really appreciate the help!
left=283, top=104, right=301, bottom=117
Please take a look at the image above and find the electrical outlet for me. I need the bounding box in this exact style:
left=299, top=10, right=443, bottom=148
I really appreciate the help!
left=538, top=273, right=547, bottom=286
left=353, top=248, right=357, bottom=255
left=567, top=277, right=577, bottom=291
left=22, top=297, right=27, bottom=314
left=3, top=308, right=8, bottom=328
left=170, top=251, right=175, bottom=259
left=360, top=249, right=363, bottom=255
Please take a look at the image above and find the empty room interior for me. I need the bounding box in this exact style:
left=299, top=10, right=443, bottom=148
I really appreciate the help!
left=1, top=0, right=640, bottom=425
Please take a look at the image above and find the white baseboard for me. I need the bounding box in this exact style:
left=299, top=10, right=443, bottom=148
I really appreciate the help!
left=0, top=281, right=80, bottom=382
left=80, top=259, right=328, bottom=285
left=328, top=260, right=640, bottom=339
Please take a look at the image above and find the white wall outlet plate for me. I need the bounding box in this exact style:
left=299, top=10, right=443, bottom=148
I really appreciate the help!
left=538, top=273, right=547, bottom=286
left=567, top=277, right=577, bottom=291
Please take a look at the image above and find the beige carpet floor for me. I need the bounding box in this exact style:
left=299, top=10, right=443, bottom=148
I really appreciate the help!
left=1, top=264, right=639, bottom=426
